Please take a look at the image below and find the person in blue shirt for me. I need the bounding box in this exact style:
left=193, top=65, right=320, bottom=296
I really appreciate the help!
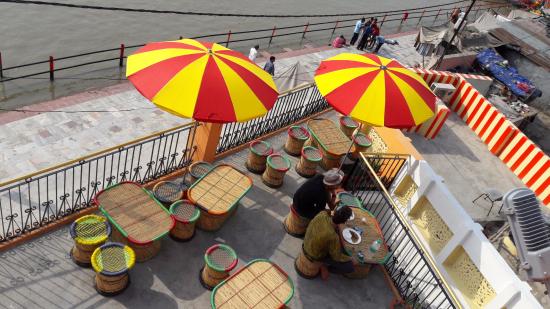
left=374, top=36, right=398, bottom=53
left=263, top=56, right=275, bottom=75
left=350, top=17, right=365, bottom=46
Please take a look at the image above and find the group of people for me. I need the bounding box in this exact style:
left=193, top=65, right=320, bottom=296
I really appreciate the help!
left=349, top=17, right=398, bottom=53
left=248, top=44, right=276, bottom=76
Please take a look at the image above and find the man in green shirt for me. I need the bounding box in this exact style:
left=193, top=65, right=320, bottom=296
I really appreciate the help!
left=302, top=206, right=355, bottom=275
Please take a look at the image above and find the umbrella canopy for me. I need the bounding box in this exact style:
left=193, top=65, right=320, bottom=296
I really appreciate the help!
left=314, top=53, right=436, bottom=128
left=126, top=39, right=279, bottom=123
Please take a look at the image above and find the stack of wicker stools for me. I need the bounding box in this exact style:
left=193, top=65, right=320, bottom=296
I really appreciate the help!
left=284, top=126, right=310, bottom=156
left=295, top=146, right=322, bottom=178
left=339, top=116, right=359, bottom=138
left=188, top=161, right=214, bottom=183
left=351, top=132, right=372, bottom=158
left=200, top=244, right=238, bottom=290
left=283, top=204, right=310, bottom=238
left=70, top=215, right=111, bottom=267
left=91, top=242, right=135, bottom=296
left=246, top=140, right=273, bottom=174
left=262, top=154, right=291, bottom=188
left=169, top=200, right=200, bottom=241
left=295, top=249, right=322, bottom=279
left=153, top=181, right=185, bottom=205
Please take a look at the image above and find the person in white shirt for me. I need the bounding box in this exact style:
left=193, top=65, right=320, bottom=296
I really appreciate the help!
left=350, top=18, right=365, bottom=46
left=249, top=45, right=259, bottom=62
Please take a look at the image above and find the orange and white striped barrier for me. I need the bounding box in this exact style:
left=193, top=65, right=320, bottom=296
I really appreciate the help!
left=403, top=99, right=450, bottom=139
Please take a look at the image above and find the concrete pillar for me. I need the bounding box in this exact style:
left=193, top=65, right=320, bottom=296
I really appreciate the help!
left=192, top=122, right=223, bottom=163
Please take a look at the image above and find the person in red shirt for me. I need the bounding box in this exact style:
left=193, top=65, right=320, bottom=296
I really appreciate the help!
left=367, top=20, right=380, bottom=49
left=332, top=35, right=347, bottom=48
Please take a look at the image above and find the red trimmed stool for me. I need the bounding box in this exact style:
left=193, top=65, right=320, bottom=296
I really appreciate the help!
left=200, top=244, right=238, bottom=290
left=246, top=140, right=273, bottom=174
left=283, top=204, right=311, bottom=238
left=340, top=116, right=359, bottom=138
left=295, top=146, right=322, bottom=178
left=295, top=249, right=322, bottom=279
left=351, top=132, right=372, bottom=159
left=284, top=126, right=310, bottom=156
left=262, top=154, right=291, bottom=188
left=169, top=200, right=200, bottom=241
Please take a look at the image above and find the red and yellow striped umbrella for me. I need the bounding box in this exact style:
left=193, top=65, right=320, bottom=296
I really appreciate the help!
left=314, top=53, right=436, bottom=128
left=126, top=39, right=278, bottom=123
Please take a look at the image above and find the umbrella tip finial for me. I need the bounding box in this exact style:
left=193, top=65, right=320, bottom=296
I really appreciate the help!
left=379, top=65, right=388, bottom=70
left=208, top=49, right=213, bottom=55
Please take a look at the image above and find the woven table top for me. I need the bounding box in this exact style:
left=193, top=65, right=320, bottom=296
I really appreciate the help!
left=212, top=259, right=294, bottom=309
left=308, top=118, right=351, bottom=155
left=342, top=208, right=389, bottom=264
left=94, top=182, right=174, bottom=243
left=92, top=243, right=135, bottom=276
left=188, top=165, right=252, bottom=215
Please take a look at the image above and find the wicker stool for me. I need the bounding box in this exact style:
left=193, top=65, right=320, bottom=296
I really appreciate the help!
left=200, top=244, right=238, bottom=290
left=351, top=132, right=372, bottom=158
left=340, top=116, right=359, bottom=138
left=189, top=161, right=214, bottom=184
left=91, top=242, right=135, bottom=296
left=169, top=200, right=200, bottom=242
left=284, top=126, right=310, bottom=156
left=262, top=154, right=291, bottom=188
left=153, top=181, right=185, bottom=205
left=295, top=146, right=322, bottom=178
left=245, top=140, right=273, bottom=174
left=283, top=204, right=311, bottom=238
left=336, top=192, right=363, bottom=209
left=70, top=215, right=111, bottom=267
left=295, top=249, right=321, bottom=279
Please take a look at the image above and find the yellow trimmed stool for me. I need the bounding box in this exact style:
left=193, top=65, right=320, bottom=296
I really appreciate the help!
left=91, top=242, right=135, bottom=296
left=200, top=244, right=238, bottom=290
left=351, top=132, right=372, bottom=159
left=153, top=181, right=186, bottom=205
left=295, top=146, right=322, bottom=178
left=284, top=126, right=310, bottom=156
left=169, top=200, right=200, bottom=242
left=70, top=215, right=111, bottom=267
left=339, top=116, right=359, bottom=138
left=262, top=154, right=291, bottom=188
left=283, top=204, right=311, bottom=238
left=245, top=140, right=273, bottom=174
left=295, top=249, right=322, bottom=279
left=188, top=161, right=214, bottom=184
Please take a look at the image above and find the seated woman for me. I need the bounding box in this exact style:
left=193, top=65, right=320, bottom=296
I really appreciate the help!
left=332, top=35, right=347, bottom=48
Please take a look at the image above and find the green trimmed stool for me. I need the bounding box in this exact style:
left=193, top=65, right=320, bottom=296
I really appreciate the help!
left=295, top=146, right=322, bottom=178
left=188, top=161, right=214, bottom=184
left=336, top=192, right=363, bottom=209
left=91, top=242, right=135, bottom=296
left=70, top=215, right=111, bottom=267
left=262, top=154, right=291, bottom=188
left=246, top=140, right=273, bottom=174
left=351, top=132, right=372, bottom=159
left=169, top=200, right=200, bottom=242
left=340, top=116, right=359, bottom=138
left=284, top=126, right=310, bottom=156
left=153, top=181, right=186, bottom=205
left=200, top=244, right=238, bottom=290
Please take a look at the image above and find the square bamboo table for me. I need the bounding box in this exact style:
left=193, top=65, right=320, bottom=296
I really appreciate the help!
left=307, top=118, right=351, bottom=170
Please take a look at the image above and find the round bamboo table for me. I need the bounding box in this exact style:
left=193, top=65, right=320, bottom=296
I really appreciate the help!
left=91, top=242, right=135, bottom=296
left=200, top=244, right=238, bottom=290
left=351, top=132, right=372, bottom=159
left=295, top=146, right=322, bottom=178
left=153, top=181, right=185, bottom=205
left=189, top=161, right=214, bottom=183
left=262, top=154, right=291, bottom=188
left=339, top=116, right=359, bottom=138
left=284, top=126, right=310, bottom=156
left=245, top=140, right=273, bottom=174
left=70, top=215, right=111, bottom=267
left=169, top=200, right=200, bottom=242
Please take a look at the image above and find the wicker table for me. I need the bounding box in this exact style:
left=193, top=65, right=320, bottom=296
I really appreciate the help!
left=307, top=118, right=351, bottom=170
left=211, top=259, right=294, bottom=309
left=94, top=182, right=175, bottom=262
left=341, top=207, right=389, bottom=278
left=188, top=165, right=253, bottom=231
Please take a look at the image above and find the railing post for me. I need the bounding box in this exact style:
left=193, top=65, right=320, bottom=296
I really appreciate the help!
left=0, top=51, right=3, bottom=79
left=401, top=12, right=409, bottom=24
left=329, top=19, right=339, bottom=43
left=192, top=122, right=223, bottom=163
left=380, top=14, right=387, bottom=28
left=225, top=30, right=232, bottom=47
left=417, top=10, right=425, bottom=24
left=49, top=56, right=54, bottom=81
left=434, top=8, right=441, bottom=22
left=268, top=26, right=276, bottom=47
left=302, top=22, right=309, bottom=39
left=119, top=44, right=125, bottom=67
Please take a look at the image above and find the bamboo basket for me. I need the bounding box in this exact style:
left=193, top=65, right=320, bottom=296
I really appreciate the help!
left=91, top=243, right=135, bottom=296
left=69, top=215, right=111, bottom=267
left=200, top=244, right=238, bottom=290
left=262, top=154, right=291, bottom=188
left=188, top=165, right=253, bottom=231
left=294, top=250, right=321, bottom=279
left=283, top=205, right=310, bottom=238
left=245, top=140, right=273, bottom=174
left=307, top=118, right=351, bottom=170
left=284, top=126, right=310, bottom=156
left=339, top=116, right=359, bottom=138
left=169, top=200, right=200, bottom=241
left=295, top=146, right=322, bottom=178
left=351, top=132, right=372, bottom=159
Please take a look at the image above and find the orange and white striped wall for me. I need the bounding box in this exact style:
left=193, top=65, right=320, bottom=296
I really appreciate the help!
left=403, top=99, right=450, bottom=139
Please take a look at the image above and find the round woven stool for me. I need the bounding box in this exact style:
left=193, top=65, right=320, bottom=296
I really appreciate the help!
left=246, top=140, right=273, bottom=174
left=336, top=192, right=363, bottom=209
left=295, top=146, right=322, bottom=178
left=284, top=126, right=310, bottom=156
left=153, top=181, right=185, bottom=205
left=340, top=116, right=359, bottom=138
left=169, top=200, right=200, bottom=242
left=200, top=244, right=238, bottom=290
left=189, top=161, right=214, bottom=183
left=295, top=249, right=321, bottom=279
left=262, top=154, right=291, bottom=188
left=283, top=204, right=311, bottom=238
left=70, top=215, right=111, bottom=267
left=91, top=242, right=135, bottom=296
left=352, top=132, right=372, bottom=158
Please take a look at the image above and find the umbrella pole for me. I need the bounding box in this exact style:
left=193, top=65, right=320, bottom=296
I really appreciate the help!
left=337, top=123, right=364, bottom=172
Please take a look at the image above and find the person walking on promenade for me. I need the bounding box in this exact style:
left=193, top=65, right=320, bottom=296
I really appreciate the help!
left=373, top=36, right=398, bottom=53
left=263, top=56, right=276, bottom=76
left=356, top=18, right=373, bottom=50
left=367, top=19, right=380, bottom=49
left=350, top=17, right=365, bottom=46
left=249, top=44, right=259, bottom=62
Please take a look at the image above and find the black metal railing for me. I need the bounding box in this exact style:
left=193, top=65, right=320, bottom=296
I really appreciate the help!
left=345, top=154, right=458, bottom=309
left=0, top=123, right=197, bottom=242
left=217, top=83, right=328, bottom=153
